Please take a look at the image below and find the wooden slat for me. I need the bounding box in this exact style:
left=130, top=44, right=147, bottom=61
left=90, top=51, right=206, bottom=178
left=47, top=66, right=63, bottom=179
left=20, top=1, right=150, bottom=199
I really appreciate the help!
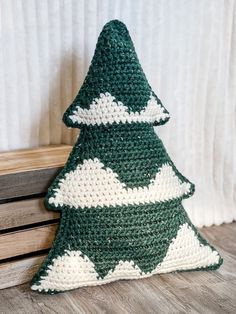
left=0, top=168, right=61, bottom=200
left=0, top=198, right=60, bottom=231
left=0, top=145, right=72, bottom=175
left=0, top=254, right=46, bottom=289
left=0, top=224, right=57, bottom=260
left=0, top=145, right=72, bottom=200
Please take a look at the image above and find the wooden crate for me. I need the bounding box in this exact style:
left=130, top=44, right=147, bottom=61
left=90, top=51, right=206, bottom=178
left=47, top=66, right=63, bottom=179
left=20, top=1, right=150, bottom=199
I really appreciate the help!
left=0, top=145, right=72, bottom=289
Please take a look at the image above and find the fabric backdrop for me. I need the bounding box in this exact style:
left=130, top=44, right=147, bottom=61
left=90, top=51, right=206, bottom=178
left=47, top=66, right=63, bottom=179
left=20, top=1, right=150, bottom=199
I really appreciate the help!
left=0, top=0, right=235, bottom=227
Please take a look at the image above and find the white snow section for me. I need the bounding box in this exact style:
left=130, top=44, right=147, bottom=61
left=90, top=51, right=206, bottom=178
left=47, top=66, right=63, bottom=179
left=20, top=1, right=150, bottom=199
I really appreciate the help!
left=104, top=261, right=143, bottom=280
left=31, top=250, right=98, bottom=292
left=155, top=223, right=220, bottom=273
left=69, top=92, right=169, bottom=125
left=49, top=159, right=191, bottom=209
left=31, top=224, right=220, bottom=292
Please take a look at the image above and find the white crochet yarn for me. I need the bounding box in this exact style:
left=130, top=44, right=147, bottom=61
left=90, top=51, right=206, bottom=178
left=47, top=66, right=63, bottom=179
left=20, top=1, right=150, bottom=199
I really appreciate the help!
left=155, top=223, right=220, bottom=273
left=68, top=93, right=169, bottom=125
left=49, top=159, right=191, bottom=209
left=31, top=223, right=221, bottom=292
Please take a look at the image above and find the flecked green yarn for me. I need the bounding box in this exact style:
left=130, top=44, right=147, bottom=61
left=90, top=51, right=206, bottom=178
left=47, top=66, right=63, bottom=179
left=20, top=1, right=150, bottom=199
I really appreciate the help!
left=31, top=20, right=222, bottom=294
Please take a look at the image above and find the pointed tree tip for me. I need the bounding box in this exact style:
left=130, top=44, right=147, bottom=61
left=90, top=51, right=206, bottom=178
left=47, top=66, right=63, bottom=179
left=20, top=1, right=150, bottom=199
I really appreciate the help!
left=97, top=20, right=134, bottom=50
left=103, top=19, right=128, bottom=31
left=101, top=20, right=130, bottom=39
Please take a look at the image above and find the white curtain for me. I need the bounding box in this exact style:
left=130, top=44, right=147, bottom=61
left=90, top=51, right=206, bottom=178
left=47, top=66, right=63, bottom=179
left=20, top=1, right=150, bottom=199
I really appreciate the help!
left=0, top=0, right=235, bottom=227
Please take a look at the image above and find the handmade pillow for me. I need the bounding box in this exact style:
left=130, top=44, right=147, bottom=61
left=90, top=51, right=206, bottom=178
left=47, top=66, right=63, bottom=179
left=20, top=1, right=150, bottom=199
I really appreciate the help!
left=31, top=20, right=222, bottom=294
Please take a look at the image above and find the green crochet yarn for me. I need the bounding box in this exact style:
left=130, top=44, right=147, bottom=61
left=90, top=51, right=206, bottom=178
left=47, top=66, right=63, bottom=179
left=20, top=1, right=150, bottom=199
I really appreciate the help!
left=31, top=20, right=222, bottom=294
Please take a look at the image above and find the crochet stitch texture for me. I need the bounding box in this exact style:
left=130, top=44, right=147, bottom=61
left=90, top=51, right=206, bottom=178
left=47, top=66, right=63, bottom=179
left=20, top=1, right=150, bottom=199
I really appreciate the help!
left=31, top=20, right=222, bottom=294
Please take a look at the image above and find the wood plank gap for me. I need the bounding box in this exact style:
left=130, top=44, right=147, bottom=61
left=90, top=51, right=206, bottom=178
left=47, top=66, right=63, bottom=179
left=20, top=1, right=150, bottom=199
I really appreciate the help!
left=0, top=249, right=49, bottom=265
left=0, top=193, right=46, bottom=205
left=0, top=219, right=60, bottom=235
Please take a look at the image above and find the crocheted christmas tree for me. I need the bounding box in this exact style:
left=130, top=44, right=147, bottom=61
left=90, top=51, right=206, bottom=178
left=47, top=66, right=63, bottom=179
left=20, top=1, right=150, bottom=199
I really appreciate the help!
left=31, top=20, right=222, bottom=294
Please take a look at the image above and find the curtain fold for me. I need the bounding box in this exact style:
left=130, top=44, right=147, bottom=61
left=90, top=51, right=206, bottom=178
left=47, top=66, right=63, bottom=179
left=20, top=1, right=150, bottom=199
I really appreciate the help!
left=0, top=0, right=235, bottom=227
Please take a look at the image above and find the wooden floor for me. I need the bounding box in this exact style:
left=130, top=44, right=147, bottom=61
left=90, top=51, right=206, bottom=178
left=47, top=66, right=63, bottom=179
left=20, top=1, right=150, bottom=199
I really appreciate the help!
left=0, top=223, right=236, bottom=314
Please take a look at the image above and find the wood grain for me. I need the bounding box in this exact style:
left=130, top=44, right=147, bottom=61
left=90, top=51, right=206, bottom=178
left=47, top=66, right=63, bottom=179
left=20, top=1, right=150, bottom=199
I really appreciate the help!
left=0, top=224, right=57, bottom=260
left=0, top=223, right=236, bottom=313
left=0, top=198, right=60, bottom=231
left=0, top=255, right=46, bottom=289
left=0, top=145, right=72, bottom=200
left=0, top=145, right=72, bottom=175
left=0, top=168, right=63, bottom=200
